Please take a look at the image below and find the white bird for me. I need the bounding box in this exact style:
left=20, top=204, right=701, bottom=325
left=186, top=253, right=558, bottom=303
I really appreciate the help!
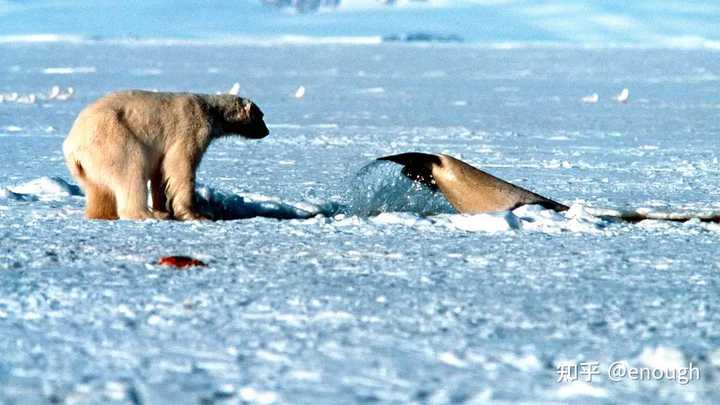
left=615, top=88, right=629, bottom=103
left=581, top=93, right=599, bottom=103
left=48, top=85, right=61, bottom=100
left=228, top=82, right=241, bottom=95
left=294, top=85, right=306, bottom=99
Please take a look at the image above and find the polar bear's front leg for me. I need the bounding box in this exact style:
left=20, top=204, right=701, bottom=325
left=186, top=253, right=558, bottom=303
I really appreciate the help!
left=163, top=147, right=208, bottom=221
left=151, top=169, right=170, bottom=215
left=115, top=175, right=156, bottom=220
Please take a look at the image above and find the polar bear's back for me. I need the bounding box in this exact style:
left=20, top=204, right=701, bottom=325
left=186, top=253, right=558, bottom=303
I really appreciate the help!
left=78, top=90, right=206, bottom=132
left=64, top=90, right=208, bottom=157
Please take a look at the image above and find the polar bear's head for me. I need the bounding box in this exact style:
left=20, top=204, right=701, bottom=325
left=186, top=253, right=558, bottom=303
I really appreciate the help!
left=218, top=96, right=270, bottom=139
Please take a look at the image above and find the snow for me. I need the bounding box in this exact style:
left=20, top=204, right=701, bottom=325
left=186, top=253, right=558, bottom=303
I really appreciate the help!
left=1, top=1, right=720, bottom=404
left=43, top=66, right=97, bottom=75
left=556, top=381, right=609, bottom=399
left=639, top=346, right=688, bottom=371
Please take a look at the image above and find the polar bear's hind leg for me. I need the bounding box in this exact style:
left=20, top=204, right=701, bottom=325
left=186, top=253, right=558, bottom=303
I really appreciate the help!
left=65, top=157, right=119, bottom=220
left=84, top=182, right=119, bottom=220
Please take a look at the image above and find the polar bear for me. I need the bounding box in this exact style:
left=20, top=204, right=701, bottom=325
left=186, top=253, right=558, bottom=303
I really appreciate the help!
left=63, top=90, right=269, bottom=220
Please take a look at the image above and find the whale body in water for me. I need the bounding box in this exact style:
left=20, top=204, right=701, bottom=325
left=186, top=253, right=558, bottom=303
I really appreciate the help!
left=378, top=152, right=720, bottom=224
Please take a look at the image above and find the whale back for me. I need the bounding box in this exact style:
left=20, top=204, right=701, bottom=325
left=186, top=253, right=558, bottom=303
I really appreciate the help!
left=378, top=152, right=568, bottom=214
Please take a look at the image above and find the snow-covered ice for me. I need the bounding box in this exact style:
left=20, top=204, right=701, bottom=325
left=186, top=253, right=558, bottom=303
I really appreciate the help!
left=2, top=41, right=719, bottom=405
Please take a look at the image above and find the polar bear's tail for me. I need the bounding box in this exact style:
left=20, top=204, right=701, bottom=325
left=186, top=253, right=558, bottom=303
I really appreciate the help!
left=63, top=152, right=86, bottom=183
left=62, top=134, right=87, bottom=182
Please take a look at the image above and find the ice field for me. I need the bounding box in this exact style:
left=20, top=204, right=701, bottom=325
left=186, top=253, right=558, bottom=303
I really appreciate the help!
left=2, top=1, right=720, bottom=404
left=2, top=40, right=720, bottom=405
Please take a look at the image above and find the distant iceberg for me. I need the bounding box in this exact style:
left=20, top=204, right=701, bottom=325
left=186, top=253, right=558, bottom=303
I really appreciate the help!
left=261, top=0, right=433, bottom=13
left=382, top=32, right=463, bottom=43
left=261, top=0, right=342, bottom=13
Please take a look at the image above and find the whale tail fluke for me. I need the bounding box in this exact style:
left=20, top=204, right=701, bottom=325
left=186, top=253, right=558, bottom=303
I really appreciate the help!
left=378, top=152, right=442, bottom=191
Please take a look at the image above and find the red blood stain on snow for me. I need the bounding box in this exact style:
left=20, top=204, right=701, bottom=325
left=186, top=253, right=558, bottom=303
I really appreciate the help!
left=158, top=256, right=207, bottom=268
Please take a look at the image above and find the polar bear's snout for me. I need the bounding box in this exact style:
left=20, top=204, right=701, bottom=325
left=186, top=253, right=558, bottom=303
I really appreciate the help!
left=241, top=103, right=270, bottom=139
left=243, top=117, right=270, bottom=139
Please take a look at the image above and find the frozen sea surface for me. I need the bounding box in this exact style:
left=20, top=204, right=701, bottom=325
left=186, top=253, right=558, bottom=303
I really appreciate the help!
left=1, top=43, right=720, bottom=404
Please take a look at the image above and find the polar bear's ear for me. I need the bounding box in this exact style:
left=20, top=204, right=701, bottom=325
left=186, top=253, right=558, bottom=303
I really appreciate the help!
left=223, top=99, right=253, bottom=123
left=241, top=99, right=253, bottom=120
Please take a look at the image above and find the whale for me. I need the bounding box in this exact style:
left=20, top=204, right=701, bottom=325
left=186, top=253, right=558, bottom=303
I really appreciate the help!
left=378, top=152, right=720, bottom=224
left=378, top=152, right=568, bottom=214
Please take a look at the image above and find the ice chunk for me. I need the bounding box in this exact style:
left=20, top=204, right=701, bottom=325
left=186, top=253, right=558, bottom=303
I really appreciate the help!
left=371, top=212, right=423, bottom=226
left=16, top=94, right=36, bottom=104
left=239, top=387, right=278, bottom=404
left=47, top=85, right=61, bottom=100
left=0, top=188, right=39, bottom=201
left=556, top=382, right=608, bottom=399
left=3, top=125, right=22, bottom=133
left=7, top=177, right=83, bottom=200
left=581, top=93, right=599, bottom=103
left=638, top=346, right=686, bottom=371
left=438, top=351, right=467, bottom=368
left=43, top=66, right=96, bottom=75
left=448, top=211, right=521, bottom=232
left=56, top=87, right=75, bottom=101
left=357, top=87, right=384, bottom=94
left=194, top=185, right=337, bottom=220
